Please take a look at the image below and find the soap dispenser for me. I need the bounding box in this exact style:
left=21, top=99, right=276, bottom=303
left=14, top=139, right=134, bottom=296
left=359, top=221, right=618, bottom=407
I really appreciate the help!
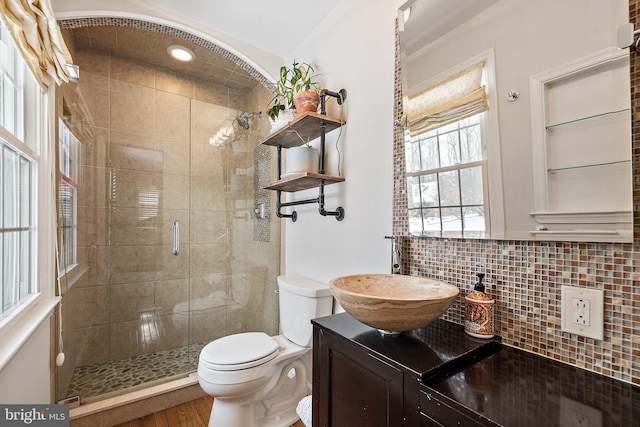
left=464, top=273, right=495, bottom=339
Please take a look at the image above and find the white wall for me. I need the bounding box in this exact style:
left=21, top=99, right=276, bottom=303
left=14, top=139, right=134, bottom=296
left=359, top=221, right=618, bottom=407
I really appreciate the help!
left=283, top=0, right=398, bottom=283
left=0, top=319, right=51, bottom=403
left=405, top=0, right=628, bottom=238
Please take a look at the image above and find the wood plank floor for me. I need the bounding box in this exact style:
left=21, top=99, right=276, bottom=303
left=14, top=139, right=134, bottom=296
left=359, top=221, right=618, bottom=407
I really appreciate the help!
left=112, top=395, right=306, bottom=427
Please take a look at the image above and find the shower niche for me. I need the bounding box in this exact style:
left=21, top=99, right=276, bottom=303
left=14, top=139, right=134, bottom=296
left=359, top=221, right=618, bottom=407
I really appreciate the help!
left=262, top=89, right=347, bottom=222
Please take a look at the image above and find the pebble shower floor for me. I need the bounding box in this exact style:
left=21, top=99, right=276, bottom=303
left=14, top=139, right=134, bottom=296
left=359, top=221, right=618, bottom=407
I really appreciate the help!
left=64, top=342, right=207, bottom=399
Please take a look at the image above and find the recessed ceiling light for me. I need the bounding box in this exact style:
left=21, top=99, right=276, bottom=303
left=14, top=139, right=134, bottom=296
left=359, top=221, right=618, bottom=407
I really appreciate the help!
left=167, top=45, right=195, bottom=62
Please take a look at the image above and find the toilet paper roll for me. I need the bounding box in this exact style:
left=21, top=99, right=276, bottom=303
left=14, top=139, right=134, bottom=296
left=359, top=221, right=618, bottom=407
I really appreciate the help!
left=296, top=394, right=312, bottom=427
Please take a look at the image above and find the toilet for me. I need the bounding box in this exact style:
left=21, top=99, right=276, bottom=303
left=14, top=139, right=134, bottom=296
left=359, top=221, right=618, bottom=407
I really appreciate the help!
left=197, top=275, right=333, bottom=427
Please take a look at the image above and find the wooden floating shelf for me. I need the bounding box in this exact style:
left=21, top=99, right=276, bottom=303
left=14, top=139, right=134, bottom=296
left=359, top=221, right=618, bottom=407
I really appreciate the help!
left=261, top=112, right=345, bottom=148
left=263, top=172, right=345, bottom=192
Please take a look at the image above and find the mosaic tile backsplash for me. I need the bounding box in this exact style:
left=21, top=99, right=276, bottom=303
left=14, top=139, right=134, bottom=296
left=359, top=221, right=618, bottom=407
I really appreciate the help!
left=393, top=7, right=640, bottom=386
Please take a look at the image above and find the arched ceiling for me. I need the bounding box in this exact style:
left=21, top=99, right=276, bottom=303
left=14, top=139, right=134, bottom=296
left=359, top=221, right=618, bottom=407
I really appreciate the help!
left=52, top=0, right=341, bottom=60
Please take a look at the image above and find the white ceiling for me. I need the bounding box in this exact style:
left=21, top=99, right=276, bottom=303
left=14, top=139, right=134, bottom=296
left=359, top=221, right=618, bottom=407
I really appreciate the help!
left=141, top=0, right=498, bottom=59
left=138, top=0, right=341, bottom=58
left=52, top=0, right=499, bottom=70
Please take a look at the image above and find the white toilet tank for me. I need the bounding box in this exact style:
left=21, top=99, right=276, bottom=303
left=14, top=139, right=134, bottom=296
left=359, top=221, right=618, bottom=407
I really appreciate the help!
left=278, top=275, right=333, bottom=348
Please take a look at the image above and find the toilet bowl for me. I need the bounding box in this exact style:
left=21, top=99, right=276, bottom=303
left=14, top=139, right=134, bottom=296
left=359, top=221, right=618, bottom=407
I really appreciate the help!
left=197, top=275, right=333, bottom=427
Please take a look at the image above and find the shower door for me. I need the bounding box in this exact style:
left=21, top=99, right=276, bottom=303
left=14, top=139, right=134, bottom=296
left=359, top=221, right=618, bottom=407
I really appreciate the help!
left=56, top=61, right=198, bottom=400
left=55, top=46, right=280, bottom=402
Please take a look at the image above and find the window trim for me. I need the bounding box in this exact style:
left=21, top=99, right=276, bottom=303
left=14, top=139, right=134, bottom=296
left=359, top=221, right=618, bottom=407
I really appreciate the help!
left=406, top=48, right=504, bottom=239
left=0, top=88, right=57, bottom=370
left=0, top=28, right=39, bottom=324
left=0, top=26, right=58, bottom=371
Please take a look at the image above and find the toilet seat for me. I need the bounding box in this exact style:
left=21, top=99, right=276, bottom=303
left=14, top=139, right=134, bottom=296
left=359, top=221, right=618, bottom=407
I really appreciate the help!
left=200, top=332, right=280, bottom=371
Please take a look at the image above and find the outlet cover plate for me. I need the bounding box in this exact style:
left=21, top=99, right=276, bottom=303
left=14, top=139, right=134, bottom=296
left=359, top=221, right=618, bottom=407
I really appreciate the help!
left=561, top=286, right=604, bottom=340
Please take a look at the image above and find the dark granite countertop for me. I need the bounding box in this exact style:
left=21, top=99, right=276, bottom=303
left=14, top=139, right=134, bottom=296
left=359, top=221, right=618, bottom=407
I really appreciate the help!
left=426, top=344, right=640, bottom=427
left=312, top=312, right=500, bottom=380
left=313, top=312, right=640, bottom=426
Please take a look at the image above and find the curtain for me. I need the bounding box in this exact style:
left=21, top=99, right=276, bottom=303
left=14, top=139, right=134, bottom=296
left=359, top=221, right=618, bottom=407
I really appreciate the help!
left=0, top=0, right=74, bottom=89
left=405, top=61, right=488, bottom=136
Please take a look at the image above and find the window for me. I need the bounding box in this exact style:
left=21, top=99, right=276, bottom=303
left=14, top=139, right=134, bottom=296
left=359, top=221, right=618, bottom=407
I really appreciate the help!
left=0, top=21, right=42, bottom=324
left=406, top=115, right=487, bottom=238
left=404, top=54, right=501, bottom=238
left=58, top=120, right=78, bottom=273
left=1, top=142, right=35, bottom=320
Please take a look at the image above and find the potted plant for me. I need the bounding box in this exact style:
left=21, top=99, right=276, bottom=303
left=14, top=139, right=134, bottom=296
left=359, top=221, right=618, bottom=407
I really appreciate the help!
left=266, top=60, right=321, bottom=122
left=266, top=61, right=323, bottom=177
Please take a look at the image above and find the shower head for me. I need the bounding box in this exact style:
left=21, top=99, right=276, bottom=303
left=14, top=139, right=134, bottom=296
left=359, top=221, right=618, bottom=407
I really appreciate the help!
left=235, top=111, right=261, bottom=130
left=236, top=115, right=250, bottom=130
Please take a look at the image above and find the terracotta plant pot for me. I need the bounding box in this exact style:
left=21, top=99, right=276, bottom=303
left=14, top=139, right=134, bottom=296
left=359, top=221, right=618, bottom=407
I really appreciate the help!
left=293, top=91, right=320, bottom=118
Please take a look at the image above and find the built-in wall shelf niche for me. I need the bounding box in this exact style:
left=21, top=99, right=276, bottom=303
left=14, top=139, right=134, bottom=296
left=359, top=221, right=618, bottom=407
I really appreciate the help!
left=260, top=90, right=347, bottom=222
left=529, top=47, right=632, bottom=242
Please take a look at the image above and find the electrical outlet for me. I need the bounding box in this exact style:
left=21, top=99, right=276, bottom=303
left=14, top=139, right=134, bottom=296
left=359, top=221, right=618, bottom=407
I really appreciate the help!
left=561, top=286, right=603, bottom=340
left=572, top=298, right=590, bottom=325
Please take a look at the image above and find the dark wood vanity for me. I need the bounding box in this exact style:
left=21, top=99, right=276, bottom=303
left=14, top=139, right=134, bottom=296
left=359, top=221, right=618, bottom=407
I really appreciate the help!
left=312, top=312, right=640, bottom=426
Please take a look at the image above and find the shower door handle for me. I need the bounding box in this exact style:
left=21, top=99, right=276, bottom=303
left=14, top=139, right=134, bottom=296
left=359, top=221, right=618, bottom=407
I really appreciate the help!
left=172, top=220, right=180, bottom=255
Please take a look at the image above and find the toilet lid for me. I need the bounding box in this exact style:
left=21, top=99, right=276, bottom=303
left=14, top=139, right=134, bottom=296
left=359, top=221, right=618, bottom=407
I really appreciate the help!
left=200, top=332, right=279, bottom=371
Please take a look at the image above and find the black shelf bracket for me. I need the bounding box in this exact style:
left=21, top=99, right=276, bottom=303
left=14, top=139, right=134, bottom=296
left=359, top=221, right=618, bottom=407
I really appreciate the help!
left=275, top=186, right=345, bottom=222
left=318, top=180, right=345, bottom=221
left=319, top=89, right=347, bottom=115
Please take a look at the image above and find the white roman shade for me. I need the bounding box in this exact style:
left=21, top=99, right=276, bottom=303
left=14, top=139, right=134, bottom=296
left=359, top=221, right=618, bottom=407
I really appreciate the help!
left=0, top=0, right=74, bottom=89
left=405, top=61, right=488, bottom=136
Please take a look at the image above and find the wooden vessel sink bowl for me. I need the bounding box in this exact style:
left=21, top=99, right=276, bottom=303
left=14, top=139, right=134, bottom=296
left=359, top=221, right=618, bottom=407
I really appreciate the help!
left=329, top=274, right=459, bottom=334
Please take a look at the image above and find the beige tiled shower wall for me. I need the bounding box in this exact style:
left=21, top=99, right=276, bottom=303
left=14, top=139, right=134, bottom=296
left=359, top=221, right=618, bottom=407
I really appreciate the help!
left=393, top=9, right=640, bottom=385
left=55, top=42, right=280, bottom=399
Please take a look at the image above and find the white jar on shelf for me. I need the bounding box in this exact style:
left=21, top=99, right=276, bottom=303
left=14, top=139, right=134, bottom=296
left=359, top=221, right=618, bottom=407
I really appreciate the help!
left=283, top=145, right=319, bottom=178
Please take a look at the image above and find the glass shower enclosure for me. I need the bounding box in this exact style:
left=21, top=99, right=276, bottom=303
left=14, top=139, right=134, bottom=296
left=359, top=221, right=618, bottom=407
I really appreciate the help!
left=54, top=41, right=280, bottom=402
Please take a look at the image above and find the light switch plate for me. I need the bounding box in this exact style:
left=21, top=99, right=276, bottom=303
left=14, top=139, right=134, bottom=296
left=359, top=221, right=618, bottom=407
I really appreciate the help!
left=561, top=286, right=604, bottom=340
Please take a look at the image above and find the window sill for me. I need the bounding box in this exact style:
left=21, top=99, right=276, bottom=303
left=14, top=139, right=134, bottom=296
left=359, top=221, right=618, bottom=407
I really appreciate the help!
left=0, top=295, right=60, bottom=372
left=58, top=263, right=88, bottom=294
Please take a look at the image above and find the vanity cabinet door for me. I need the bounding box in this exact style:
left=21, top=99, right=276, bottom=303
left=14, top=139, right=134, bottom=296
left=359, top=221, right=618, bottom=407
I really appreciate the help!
left=313, top=328, right=405, bottom=427
left=419, top=387, right=497, bottom=427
